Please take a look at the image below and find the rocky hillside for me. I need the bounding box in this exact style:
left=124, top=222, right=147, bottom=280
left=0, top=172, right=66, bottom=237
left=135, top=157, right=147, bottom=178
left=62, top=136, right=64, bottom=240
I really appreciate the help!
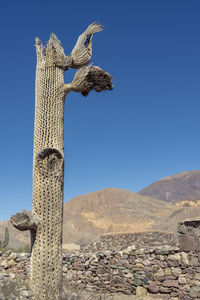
left=63, top=188, right=175, bottom=244
left=1, top=170, right=200, bottom=249
left=62, top=186, right=200, bottom=244
left=1, top=188, right=176, bottom=248
left=138, top=170, right=200, bottom=203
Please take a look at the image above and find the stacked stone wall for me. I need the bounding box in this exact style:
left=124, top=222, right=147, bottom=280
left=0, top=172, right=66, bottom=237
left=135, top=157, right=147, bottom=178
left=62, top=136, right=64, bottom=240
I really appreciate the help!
left=1, top=245, right=200, bottom=299
left=63, top=245, right=200, bottom=299
left=1, top=220, right=200, bottom=299
left=81, top=231, right=177, bottom=253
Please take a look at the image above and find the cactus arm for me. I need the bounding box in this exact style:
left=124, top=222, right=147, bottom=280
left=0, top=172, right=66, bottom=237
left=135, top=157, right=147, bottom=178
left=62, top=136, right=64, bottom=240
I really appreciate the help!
left=10, top=211, right=39, bottom=231
left=70, top=22, right=104, bottom=69
left=10, top=212, right=37, bottom=251
left=63, top=65, right=113, bottom=96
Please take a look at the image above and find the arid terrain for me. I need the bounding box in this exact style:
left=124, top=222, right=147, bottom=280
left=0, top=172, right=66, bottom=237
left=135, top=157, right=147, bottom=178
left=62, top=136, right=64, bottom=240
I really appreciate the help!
left=1, top=170, right=200, bottom=250
left=138, top=170, right=200, bottom=202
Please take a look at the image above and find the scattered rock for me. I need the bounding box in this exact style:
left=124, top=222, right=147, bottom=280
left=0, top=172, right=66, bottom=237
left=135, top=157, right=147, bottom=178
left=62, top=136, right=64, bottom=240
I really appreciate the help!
left=162, top=279, right=179, bottom=288
left=8, top=259, right=16, bottom=267
left=0, top=260, right=8, bottom=269
left=136, top=286, right=147, bottom=297
left=168, top=253, right=181, bottom=262
left=181, top=252, right=189, bottom=266
left=147, top=282, right=160, bottom=293
left=178, top=275, right=187, bottom=285
left=189, top=286, right=200, bottom=298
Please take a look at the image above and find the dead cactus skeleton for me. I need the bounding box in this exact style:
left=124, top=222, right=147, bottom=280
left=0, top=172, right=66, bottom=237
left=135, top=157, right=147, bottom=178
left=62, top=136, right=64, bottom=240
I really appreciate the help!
left=63, top=65, right=113, bottom=96
left=10, top=22, right=113, bottom=300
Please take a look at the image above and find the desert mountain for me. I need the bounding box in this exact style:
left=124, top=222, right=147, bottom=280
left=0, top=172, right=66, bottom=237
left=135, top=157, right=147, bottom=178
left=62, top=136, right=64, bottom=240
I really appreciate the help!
left=1, top=170, right=200, bottom=249
left=138, top=170, right=200, bottom=203
left=62, top=187, right=200, bottom=244
left=63, top=188, right=174, bottom=244
left=1, top=188, right=176, bottom=248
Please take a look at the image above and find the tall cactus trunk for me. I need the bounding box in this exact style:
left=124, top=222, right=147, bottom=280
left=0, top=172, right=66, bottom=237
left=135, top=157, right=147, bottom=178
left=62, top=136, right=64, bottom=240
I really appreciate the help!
left=10, top=25, right=113, bottom=300
left=31, top=36, right=65, bottom=299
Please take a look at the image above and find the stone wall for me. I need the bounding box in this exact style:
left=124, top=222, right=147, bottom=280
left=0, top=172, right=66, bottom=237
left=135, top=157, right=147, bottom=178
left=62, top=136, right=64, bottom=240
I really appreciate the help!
left=1, top=219, right=200, bottom=299
left=63, top=245, right=200, bottom=299
left=81, top=231, right=177, bottom=253
left=1, top=245, right=200, bottom=299
left=178, top=219, right=200, bottom=252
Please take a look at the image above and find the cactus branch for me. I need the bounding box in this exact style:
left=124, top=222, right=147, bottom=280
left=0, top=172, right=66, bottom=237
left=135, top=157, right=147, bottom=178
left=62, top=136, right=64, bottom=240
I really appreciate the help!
left=10, top=210, right=39, bottom=231
left=70, top=22, right=105, bottom=69
left=63, top=65, right=113, bottom=96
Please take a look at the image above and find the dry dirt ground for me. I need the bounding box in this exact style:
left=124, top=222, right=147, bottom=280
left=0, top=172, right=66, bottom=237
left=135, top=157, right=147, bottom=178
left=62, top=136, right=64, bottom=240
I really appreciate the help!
left=65, top=292, right=165, bottom=300
left=64, top=288, right=167, bottom=300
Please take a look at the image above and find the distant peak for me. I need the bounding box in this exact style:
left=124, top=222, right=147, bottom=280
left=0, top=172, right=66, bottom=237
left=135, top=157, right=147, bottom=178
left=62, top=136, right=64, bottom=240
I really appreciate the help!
left=138, top=170, right=200, bottom=203
left=159, top=170, right=200, bottom=182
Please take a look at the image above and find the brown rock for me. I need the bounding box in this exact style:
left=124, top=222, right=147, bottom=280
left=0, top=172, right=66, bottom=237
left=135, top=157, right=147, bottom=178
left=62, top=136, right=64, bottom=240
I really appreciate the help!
left=147, top=282, right=160, bottom=293
left=179, top=284, right=190, bottom=292
left=178, top=275, right=187, bottom=285
left=165, top=267, right=172, bottom=276
left=178, top=234, right=196, bottom=251
left=178, top=290, right=187, bottom=298
left=154, top=267, right=165, bottom=277
left=162, top=279, right=179, bottom=288
left=168, top=253, right=181, bottom=262
left=182, top=296, right=192, bottom=300
left=8, top=259, right=16, bottom=267
left=0, top=260, right=8, bottom=269
left=171, top=267, right=182, bottom=277
left=136, top=286, right=147, bottom=297
left=159, top=286, right=171, bottom=293
left=181, top=252, right=189, bottom=266
left=135, top=262, right=144, bottom=269
left=149, top=294, right=170, bottom=299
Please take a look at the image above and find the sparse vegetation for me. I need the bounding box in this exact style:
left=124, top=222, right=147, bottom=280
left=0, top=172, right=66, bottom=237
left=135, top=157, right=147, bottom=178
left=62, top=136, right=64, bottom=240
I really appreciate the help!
left=0, top=227, right=9, bottom=252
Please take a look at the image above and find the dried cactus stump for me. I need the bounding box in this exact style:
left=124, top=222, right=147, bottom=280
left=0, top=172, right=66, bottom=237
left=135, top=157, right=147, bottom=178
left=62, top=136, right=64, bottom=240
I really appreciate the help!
left=10, top=23, right=113, bottom=300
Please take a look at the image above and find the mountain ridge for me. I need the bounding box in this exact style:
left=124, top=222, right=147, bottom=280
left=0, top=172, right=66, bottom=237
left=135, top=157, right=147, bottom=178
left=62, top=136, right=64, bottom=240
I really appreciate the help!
left=1, top=170, right=200, bottom=249
left=138, top=170, right=200, bottom=202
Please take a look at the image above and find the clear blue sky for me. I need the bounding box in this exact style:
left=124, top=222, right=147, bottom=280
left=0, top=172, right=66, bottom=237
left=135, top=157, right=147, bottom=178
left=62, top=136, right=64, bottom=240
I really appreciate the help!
left=0, top=0, right=200, bottom=220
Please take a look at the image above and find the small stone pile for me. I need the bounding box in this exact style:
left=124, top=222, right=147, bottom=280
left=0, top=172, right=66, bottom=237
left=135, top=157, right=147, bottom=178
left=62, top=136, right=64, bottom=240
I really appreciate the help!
left=0, top=250, right=31, bottom=299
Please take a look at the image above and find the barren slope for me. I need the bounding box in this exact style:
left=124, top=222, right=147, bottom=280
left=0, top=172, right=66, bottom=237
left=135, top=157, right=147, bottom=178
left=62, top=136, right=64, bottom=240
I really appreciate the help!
left=63, top=188, right=176, bottom=243
left=138, top=170, right=200, bottom=203
left=2, top=183, right=200, bottom=249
